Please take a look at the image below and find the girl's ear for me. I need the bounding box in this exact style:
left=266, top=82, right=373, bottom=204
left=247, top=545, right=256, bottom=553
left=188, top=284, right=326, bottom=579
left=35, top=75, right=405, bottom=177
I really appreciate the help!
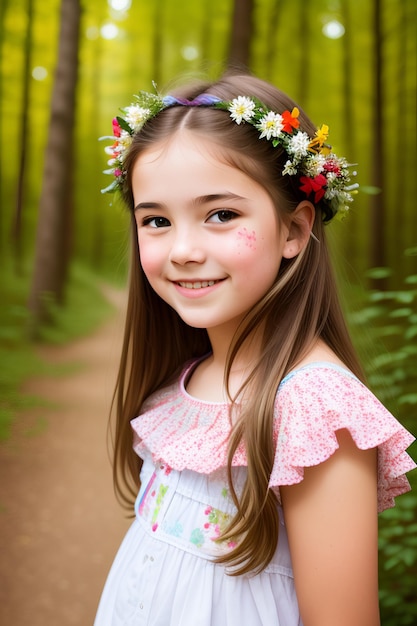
left=282, top=201, right=315, bottom=259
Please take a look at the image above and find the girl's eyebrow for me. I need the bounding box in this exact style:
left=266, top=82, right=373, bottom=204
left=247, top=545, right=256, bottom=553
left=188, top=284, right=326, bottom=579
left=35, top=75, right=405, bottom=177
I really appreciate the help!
left=134, top=192, right=248, bottom=212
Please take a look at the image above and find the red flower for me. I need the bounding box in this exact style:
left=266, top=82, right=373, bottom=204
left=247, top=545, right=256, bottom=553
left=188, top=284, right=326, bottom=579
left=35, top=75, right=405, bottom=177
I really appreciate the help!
left=299, top=174, right=327, bottom=203
left=112, top=117, right=121, bottom=137
left=323, top=159, right=341, bottom=175
left=282, top=107, right=300, bottom=133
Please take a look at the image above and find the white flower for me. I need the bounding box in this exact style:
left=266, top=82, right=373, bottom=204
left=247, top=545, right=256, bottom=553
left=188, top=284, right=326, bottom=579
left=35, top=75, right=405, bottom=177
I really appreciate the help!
left=113, top=132, right=133, bottom=162
left=228, top=96, right=256, bottom=124
left=324, top=188, right=338, bottom=200
left=344, top=183, right=359, bottom=192
left=282, top=159, right=298, bottom=176
left=124, top=105, right=151, bottom=130
left=257, top=111, right=284, bottom=140
left=305, top=154, right=325, bottom=177
left=287, top=131, right=310, bottom=158
left=326, top=171, right=337, bottom=184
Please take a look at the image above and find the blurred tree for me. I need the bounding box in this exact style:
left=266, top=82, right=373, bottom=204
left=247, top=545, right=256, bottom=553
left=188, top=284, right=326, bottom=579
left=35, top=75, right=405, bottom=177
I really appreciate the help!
left=228, top=0, right=254, bottom=69
left=340, top=0, right=357, bottom=261
left=11, top=0, right=34, bottom=275
left=90, top=0, right=105, bottom=270
left=200, top=0, right=212, bottom=63
left=0, top=0, right=11, bottom=255
left=298, top=0, right=310, bottom=105
left=341, top=0, right=355, bottom=162
left=265, top=0, right=281, bottom=80
left=370, top=0, right=387, bottom=277
left=152, top=0, right=164, bottom=87
left=395, top=0, right=407, bottom=251
left=28, top=0, right=81, bottom=334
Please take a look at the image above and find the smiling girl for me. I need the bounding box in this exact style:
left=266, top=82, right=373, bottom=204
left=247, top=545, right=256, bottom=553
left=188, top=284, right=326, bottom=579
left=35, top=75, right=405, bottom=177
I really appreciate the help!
left=95, top=73, right=415, bottom=626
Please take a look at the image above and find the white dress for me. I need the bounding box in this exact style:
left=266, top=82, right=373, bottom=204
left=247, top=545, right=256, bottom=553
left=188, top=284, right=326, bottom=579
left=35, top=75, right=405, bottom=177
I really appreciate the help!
left=94, top=362, right=416, bottom=626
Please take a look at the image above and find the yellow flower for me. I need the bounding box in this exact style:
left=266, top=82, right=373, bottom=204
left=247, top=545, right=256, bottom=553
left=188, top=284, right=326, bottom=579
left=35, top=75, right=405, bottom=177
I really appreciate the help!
left=308, top=124, right=329, bottom=153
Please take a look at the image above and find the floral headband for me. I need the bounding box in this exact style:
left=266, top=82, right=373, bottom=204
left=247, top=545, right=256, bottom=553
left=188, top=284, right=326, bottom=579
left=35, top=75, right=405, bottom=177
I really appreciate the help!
left=101, top=90, right=358, bottom=221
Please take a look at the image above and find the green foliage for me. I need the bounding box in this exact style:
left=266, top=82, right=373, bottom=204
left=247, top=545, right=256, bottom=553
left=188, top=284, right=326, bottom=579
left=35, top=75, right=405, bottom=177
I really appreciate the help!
left=350, top=247, right=417, bottom=624
left=378, top=491, right=417, bottom=625
left=1, top=0, right=416, bottom=277
left=36, top=262, right=114, bottom=344
left=0, top=260, right=114, bottom=440
left=0, top=260, right=47, bottom=440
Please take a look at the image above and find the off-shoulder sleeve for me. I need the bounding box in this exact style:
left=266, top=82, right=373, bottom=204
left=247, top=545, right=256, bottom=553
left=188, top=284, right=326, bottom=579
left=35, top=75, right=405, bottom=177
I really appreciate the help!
left=269, top=365, right=416, bottom=512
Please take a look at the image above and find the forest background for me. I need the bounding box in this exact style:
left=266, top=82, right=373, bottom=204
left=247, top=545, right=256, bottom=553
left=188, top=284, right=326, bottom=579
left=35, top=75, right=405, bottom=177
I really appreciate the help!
left=0, top=0, right=416, bottom=624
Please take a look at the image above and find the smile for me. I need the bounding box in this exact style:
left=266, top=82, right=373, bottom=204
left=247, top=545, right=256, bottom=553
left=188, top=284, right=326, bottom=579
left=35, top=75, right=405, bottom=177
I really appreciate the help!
left=177, top=280, right=218, bottom=289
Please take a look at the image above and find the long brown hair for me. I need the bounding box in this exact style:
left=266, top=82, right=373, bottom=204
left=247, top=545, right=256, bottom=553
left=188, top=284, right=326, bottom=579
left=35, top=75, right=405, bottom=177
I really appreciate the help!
left=111, top=73, right=364, bottom=575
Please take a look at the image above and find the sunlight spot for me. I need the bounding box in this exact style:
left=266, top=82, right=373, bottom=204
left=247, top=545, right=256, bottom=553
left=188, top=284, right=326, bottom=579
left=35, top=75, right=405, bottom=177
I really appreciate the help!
left=32, top=66, right=48, bottom=81
left=109, top=0, right=131, bottom=10
left=322, top=20, right=345, bottom=39
left=101, top=23, right=119, bottom=40
left=181, top=46, right=199, bottom=61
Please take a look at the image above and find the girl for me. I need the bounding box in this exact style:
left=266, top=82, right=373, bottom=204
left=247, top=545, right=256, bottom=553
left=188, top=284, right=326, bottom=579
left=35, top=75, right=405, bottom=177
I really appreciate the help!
left=95, top=73, right=415, bottom=626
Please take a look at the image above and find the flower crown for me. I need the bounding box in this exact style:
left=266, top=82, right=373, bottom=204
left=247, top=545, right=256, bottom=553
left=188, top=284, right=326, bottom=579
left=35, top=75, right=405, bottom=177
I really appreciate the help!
left=101, top=90, right=358, bottom=221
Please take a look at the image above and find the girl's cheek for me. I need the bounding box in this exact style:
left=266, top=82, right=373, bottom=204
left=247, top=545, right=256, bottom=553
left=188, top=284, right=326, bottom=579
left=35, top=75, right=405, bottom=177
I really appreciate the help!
left=138, top=241, right=162, bottom=277
left=236, top=228, right=257, bottom=251
left=230, top=228, right=258, bottom=259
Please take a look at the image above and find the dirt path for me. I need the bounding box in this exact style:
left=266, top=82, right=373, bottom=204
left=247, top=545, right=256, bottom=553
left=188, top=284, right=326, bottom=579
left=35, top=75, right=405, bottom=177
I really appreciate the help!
left=0, top=287, right=131, bottom=626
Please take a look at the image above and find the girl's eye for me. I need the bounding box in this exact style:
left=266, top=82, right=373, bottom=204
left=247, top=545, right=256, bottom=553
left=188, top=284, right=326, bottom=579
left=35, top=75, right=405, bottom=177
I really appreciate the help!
left=208, top=210, right=238, bottom=223
left=143, top=216, right=171, bottom=228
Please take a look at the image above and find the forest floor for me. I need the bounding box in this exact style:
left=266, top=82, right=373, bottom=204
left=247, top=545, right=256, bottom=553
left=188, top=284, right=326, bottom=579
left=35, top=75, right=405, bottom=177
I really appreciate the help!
left=0, top=286, right=131, bottom=626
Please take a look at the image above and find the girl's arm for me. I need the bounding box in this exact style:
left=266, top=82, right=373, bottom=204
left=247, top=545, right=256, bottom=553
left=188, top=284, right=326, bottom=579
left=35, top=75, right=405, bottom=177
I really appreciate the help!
left=280, top=428, right=380, bottom=626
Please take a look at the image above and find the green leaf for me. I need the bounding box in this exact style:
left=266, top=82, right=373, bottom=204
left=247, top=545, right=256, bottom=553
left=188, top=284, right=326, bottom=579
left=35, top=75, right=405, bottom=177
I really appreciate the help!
left=365, top=267, right=393, bottom=279
left=389, top=307, right=413, bottom=318
left=405, top=327, right=417, bottom=340
left=395, top=292, right=414, bottom=304
left=116, top=115, right=133, bottom=134
left=360, top=185, right=382, bottom=195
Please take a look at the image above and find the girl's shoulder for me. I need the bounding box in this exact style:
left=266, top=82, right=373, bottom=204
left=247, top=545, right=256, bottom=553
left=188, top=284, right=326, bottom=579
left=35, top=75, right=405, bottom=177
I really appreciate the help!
left=271, top=361, right=416, bottom=511
left=276, top=360, right=386, bottom=420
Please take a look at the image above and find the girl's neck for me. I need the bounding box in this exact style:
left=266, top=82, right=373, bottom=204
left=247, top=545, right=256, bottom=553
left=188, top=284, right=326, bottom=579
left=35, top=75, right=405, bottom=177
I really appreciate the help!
left=186, top=329, right=261, bottom=403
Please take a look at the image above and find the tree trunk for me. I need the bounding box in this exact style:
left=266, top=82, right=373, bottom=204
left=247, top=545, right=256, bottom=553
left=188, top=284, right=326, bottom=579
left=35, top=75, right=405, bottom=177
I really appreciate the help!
left=200, top=0, right=212, bottom=63
left=11, top=0, right=34, bottom=275
left=0, top=0, right=11, bottom=256
left=91, top=2, right=105, bottom=270
left=227, top=0, right=254, bottom=70
left=298, top=1, right=310, bottom=105
left=394, top=1, right=407, bottom=255
left=152, top=0, right=164, bottom=86
left=340, top=0, right=357, bottom=263
left=28, top=0, right=81, bottom=334
left=265, top=0, right=281, bottom=80
left=369, top=0, right=386, bottom=282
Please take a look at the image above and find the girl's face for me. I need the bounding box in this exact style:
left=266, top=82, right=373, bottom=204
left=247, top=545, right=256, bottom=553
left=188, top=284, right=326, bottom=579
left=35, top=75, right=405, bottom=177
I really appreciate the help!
left=132, top=131, right=291, bottom=342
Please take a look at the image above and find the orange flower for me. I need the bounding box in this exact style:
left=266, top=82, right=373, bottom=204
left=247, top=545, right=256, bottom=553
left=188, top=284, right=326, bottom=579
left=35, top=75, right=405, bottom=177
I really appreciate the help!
left=282, top=107, right=300, bottom=133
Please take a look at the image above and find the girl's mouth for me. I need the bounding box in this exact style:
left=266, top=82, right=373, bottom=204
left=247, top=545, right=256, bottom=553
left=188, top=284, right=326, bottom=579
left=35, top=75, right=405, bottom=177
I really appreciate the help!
left=177, top=280, right=219, bottom=289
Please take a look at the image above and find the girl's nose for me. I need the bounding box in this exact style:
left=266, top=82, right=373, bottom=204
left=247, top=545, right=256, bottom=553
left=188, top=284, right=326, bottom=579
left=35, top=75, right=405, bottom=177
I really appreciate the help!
left=168, top=230, right=206, bottom=265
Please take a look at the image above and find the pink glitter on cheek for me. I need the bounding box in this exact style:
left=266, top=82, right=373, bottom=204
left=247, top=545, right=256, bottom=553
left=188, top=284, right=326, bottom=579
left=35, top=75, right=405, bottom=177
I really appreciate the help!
left=237, top=228, right=257, bottom=250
